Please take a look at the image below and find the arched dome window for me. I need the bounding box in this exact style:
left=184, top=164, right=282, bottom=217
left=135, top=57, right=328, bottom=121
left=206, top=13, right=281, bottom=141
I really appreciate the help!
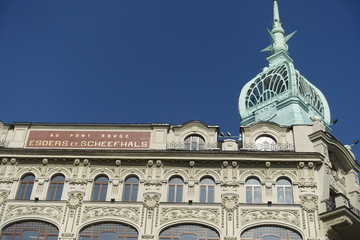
left=276, top=178, right=293, bottom=204
left=255, top=135, right=277, bottom=151
left=91, top=175, right=109, bottom=201
left=199, top=177, right=215, bottom=203
left=241, top=225, right=302, bottom=240
left=47, top=174, right=65, bottom=200
left=168, top=176, right=184, bottom=202
left=184, top=135, right=205, bottom=150
left=79, top=222, right=138, bottom=240
left=122, top=176, right=139, bottom=201
left=0, top=221, right=59, bottom=240
left=160, top=224, right=219, bottom=240
left=16, top=174, right=35, bottom=200
left=245, top=178, right=261, bottom=204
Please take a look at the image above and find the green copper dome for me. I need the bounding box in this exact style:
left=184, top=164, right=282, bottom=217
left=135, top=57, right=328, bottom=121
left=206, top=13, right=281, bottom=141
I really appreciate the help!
left=238, top=0, right=331, bottom=130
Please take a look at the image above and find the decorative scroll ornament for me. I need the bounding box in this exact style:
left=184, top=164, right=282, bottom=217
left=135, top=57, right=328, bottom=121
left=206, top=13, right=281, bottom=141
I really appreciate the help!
left=300, top=195, right=318, bottom=213
left=5, top=205, right=63, bottom=221
left=161, top=208, right=219, bottom=225
left=224, top=237, right=237, bottom=240
left=241, top=209, right=300, bottom=226
left=222, top=195, right=238, bottom=212
left=143, top=194, right=160, bottom=210
left=62, top=233, right=75, bottom=238
left=0, top=192, right=8, bottom=205
left=67, top=193, right=84, bottom=209
left=141, top=234, right=154, bottom=239
left=83, top=206, right=139, bottom=223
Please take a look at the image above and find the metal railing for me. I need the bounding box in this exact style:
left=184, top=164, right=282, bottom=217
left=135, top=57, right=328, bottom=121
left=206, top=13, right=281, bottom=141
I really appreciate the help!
left=166, top=142, right=221, bottom=151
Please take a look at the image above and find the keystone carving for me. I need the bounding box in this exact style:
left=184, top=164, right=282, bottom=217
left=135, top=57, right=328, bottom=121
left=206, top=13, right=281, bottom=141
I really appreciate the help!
left=141, top=235, right=154, bottom=239
left=143, top=194, right=160, bottom=210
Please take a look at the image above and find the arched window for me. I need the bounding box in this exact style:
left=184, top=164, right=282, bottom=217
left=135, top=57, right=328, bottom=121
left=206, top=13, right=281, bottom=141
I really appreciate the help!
left=168, top=176, right=184, bottom=202
left=0, top=221, right=59, bottom=240
left=47, top=174, right=65, bottom=200
left=16, top=174, right=35, bottom=200
left=160, top=224, right=220, bottom=240
left=245, top=178, right=261, bottom=204
left=277, top=178, right=293, bottom=204
left=200, top=177, right=215, bottom=203
left=91, top=175, right=109, bottom=201
left=240, top=226, right=302, bottom=240
left=255, top=135, right=277, bottom=151
left=184, top=135, right=205, bottom=150
left=79, top=222, right=138, bottom=240
left=122, top=176, right=139, bottom=201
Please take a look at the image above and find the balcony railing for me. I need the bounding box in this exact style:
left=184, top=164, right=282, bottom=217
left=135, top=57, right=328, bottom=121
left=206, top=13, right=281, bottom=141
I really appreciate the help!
left=166, top=142, right=221, bottom=151
left=324, top=195, right=360, bottom=219
left=240, top=142, right=294, bottom=152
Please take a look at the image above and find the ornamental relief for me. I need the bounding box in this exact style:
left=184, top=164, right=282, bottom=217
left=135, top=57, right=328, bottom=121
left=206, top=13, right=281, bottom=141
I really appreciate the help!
left=161, top=208, right=219, bottom=225
left=5, top=205, right=63, bottom=222
left=222, top=195, right=238, bottom=212
left=241, top=209, right=300, bottom=227
left=300, top=195, right=318, bottom=213
left=82, top=206, right=140, bottom=223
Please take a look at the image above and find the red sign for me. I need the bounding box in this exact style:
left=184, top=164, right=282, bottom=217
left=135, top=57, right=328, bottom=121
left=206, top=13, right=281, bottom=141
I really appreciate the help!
left=26, top=130, right=151, bottom=149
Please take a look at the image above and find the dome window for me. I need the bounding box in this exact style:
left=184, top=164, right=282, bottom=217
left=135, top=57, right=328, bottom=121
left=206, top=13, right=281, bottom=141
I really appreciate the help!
left=255, top=135, right=277, bottom=151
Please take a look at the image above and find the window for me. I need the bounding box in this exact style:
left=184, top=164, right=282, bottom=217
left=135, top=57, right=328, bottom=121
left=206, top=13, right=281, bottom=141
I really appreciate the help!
left=122, top=176, right=139, bottom=201
left=47, top=174, right=65, bottom=200
left=79, top=222, right=138, bottom=240
left=160, top=224, right=219, bottom=240
left=16, top=174, right=35, bottom=200
left=277, top=178, right=293, bottom=204
left=91, top=175, right=109, bottom=201
left=200, top=177, right=215, bottom=203
left=184, top=135, right=205, bottom=150
left=240, top=226, right=302, bottom=240
left=168, top=177, right=184, bottom=202
left=246, top=178, right=261, bottom=203
left=0, top=221, right=59, bottom=240
left=255, top=135, right=277, bottom=151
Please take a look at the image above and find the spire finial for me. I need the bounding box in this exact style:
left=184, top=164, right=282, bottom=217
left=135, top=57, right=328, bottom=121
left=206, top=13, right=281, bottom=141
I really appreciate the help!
left=261, top=0, right=296, bottom=55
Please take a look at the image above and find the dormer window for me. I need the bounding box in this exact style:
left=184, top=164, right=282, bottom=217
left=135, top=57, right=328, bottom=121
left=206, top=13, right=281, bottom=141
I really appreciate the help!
left=184, top=135, right=205, bottom=150
left=255, top=135, right=276, bottom=151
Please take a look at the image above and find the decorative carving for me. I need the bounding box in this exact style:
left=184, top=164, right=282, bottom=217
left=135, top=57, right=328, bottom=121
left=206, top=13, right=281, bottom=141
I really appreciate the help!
left=10, top=158, right=16, bottom=164
left=141, top=234, right=154, bottom=239
left=83, top=206, right=140, bottom=223
left=67, top=193, right=83, bottom=209
left=300, top=195, right=318, bottom=213
left=0, top=192, right=8, bottom=205
left=222, top=195, right=238, bottom=212
left=62, top=233, right=75, bottom=237
left=224, top=237, right=237, bottom=240
left=2, top=158, right=7, bottom=164
left=5, top=205, right=63, bottom=221
left=232, top=161, right=237, bottom=167
left=143, top=194, right=160, bottom=210
left=241, top=209, right=300, bottom=226
left=161, top=208, right=219, bottom=224
left=223, top=161, right=228, bottom=167
left=74, top=159, right=80, bottom=166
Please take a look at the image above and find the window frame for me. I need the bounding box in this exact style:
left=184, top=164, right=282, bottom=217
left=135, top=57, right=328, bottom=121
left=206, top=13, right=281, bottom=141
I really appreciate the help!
left=47, top=174, right=65, bottom=200
left=276, top=178, right=293, bottom=204
left=184, top=135, right=205, bottom=150
left=16, top=174, right=35, bottom=200
left=91, top=175, right=109, bottom=201
left=122, top=176, right=139, bottom=202
left=245, top=178, right=261, bottom=204
left=168, top=176, right=184, bottom=202
left=0, top=221, right=59, bottom=240
left=199, top=177, right=215, bottom=203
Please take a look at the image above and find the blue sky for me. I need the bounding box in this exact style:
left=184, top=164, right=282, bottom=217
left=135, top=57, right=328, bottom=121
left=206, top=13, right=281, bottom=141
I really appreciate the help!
left=0, top=0, right=359, bottom=160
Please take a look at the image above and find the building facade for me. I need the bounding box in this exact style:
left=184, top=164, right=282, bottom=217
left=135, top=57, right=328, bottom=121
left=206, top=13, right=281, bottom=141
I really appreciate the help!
left=0, top=1, right=359, bottom=240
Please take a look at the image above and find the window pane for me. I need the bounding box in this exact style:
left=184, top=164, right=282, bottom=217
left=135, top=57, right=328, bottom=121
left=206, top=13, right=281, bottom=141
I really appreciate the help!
left=285, top=187, right=293, bottom=204
left=100, top=184, right=108, bottom=201
left=168, top=186, right=175, bottom=202
left=55, top=184, right=64, bottom=200
left=101, top=232, right=117, bottom=240
left=92, top=185, right=100, bottom=201
left=254, top=186, right=261, bottom=203
left=263, top=236, right=280, bottom=240
left=200, top=186, right=206, bottom=203
left=21, top=230, right=38, bottom=240
left=169, top=177, right=183, bottom=184
left=24, top=183, right=33, bottom=200
left=48, top=184, right=56, bottom=200
left=123, top=185, right=131, bottom=201
left=1, top=235, right=12, bottom=240
left=278, top=187, right=284, bottom=204
left=181, top=234, right=197, bottom=240
left=17, top=183, right=26, bottom=200
left=246, top=187, right=252, bottom=203
left=131, top=185, right=138, bottom=201
left=176, top=185, right=183, bottom=202
left=46, top=236, right=58, bottom=240
left=200, top=178, right=214, bottom=184
left=80, top=237, right=91, bottom=240
left=208, top=186, right=214, bottom=203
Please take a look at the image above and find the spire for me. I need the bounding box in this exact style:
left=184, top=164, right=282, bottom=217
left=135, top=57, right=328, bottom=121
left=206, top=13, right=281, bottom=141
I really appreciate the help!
left=261, top=0, right=296, bottom=54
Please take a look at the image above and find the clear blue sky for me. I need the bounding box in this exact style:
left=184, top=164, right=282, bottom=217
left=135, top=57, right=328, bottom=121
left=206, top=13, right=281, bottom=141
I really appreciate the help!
left=0, top=1, right=359, bottom=161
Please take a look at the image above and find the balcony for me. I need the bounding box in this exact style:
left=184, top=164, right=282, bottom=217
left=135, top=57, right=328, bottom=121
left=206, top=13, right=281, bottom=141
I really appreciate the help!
left=320, top=193, right=360, bottom=240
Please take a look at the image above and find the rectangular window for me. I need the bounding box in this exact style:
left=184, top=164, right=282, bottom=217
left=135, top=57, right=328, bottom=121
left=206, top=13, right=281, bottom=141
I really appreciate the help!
left=131, top=185, right=138, bottom=202
left=168, top=186, right=175, bottom=202
left=254, top=186, right=261, bottom=203
left=200, top=186, right=207, bottom=203
left=176, top=185, right=183, bottom=202
left=277, top=187, right=284, bottom=204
